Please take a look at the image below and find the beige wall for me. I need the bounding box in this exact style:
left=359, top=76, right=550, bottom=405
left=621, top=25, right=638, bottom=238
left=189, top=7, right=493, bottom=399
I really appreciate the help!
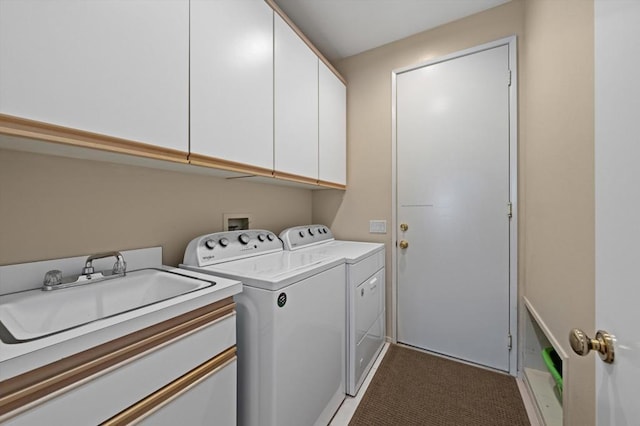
left=0, top=149, right=312, bottom=267
left=522, top=0, right=595, bottom=424
left=313, top=0, right=595, bottom=422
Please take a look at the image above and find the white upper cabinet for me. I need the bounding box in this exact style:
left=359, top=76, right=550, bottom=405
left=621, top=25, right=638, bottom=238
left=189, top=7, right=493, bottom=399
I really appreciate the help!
left=318, top=63, right=347, bottom=186
left=0, top=0, right=189, bottom=153
left=274, top=14, right=319, bottom=181
left=190, top=0, right=274, bottom=171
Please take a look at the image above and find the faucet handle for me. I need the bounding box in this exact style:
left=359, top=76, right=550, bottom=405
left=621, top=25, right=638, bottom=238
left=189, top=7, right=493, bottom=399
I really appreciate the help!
left=112, top=258, right=127, bottom=275
left=43, top=270, right=63, bottom=287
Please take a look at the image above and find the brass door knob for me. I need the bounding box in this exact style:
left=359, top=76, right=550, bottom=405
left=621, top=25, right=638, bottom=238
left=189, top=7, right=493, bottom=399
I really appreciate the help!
left=569, top=328, right=615, bottom=364
left=400, top=223, right=408, bottom=232
left=399, top=240, right=409, bottom=249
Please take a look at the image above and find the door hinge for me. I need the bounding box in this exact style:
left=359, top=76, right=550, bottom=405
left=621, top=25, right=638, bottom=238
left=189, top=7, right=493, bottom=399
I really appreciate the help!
left=507, top=202, right=513, bottom=219
left=508, top=334, right=513, bottom=350
left=507, top=69, right=512, bottom=86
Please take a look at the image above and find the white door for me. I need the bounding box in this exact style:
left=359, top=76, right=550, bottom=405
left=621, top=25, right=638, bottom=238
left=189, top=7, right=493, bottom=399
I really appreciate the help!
left=395, top=42, right=514, bottom=372
left=594, top=1, right=640, bottom=423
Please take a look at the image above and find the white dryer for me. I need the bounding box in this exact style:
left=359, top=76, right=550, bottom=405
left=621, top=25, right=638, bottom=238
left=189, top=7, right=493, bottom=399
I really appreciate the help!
left=180, top=230, right=345, bottom=426
left=279, top=225, right=385, bottom=396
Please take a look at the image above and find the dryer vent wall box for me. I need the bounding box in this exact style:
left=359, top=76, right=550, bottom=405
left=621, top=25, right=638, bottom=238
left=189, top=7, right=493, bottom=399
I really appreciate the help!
left=224, top=213, right=252, bottom=231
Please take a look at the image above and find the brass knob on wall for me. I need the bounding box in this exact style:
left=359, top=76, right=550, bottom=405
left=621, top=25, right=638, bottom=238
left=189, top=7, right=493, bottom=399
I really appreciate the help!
left=569, top=328, right=615, bottom=364
left=399, top=240, right=409, bottom=249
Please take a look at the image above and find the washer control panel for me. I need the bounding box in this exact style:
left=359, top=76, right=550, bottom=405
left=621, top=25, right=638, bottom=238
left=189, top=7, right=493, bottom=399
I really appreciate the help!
left=279, top=225, right=334, bottom=250
left=182, top=230, right=282, bottom=266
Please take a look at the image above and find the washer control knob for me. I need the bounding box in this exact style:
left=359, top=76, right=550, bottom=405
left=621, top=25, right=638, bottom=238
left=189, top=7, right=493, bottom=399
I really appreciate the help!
left=239, top=233, right=250, bottom=245
left=267, top=233, right=275, bottom=241
left=308, top=228, right=315, bottom=236
left=204, top=239, right=216, bottom=250
left=323, top=227, right=329, bottom=234
left=257, top=233, right=266, bottom=242
left=299, top=231, right=305, bottom=238
left=219, top=237, right=229, bottom=247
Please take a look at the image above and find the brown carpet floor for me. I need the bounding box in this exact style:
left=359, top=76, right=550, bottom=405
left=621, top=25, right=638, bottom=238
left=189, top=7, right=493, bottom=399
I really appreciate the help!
left=349, top=344, right=530, bottom=426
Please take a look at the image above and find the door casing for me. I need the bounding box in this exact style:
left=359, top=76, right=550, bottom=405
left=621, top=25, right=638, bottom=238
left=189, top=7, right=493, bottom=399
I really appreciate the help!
left=390, top=36, right=519, bottom=376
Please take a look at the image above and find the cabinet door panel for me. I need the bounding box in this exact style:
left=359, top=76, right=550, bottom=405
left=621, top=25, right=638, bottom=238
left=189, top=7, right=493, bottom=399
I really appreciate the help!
left=0, top=0, right=189, bottom=152
left=274, top=15, right=319, bottom=180
left=190, top=0, right=273, bottom=170
left=319, top=63, right=346, bottom=185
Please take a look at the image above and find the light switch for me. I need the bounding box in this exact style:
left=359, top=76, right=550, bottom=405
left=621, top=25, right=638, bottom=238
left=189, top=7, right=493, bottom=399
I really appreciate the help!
left=369, top=220, right=387, bottom=234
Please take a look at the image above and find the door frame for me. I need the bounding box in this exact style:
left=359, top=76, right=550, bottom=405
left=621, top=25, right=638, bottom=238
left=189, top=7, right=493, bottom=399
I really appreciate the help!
left=390, top=36, right=519, bottom=375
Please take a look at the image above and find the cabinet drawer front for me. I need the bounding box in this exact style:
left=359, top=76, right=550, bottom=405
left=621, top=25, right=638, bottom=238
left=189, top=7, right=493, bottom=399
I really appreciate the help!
left=124, top=357, right=236, bottom=426
left=2, top=314, right=235, bottom=425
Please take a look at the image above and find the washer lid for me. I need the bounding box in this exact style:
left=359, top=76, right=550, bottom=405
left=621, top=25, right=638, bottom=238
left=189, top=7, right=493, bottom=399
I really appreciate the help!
left=181, top=251, right=343, bottom=291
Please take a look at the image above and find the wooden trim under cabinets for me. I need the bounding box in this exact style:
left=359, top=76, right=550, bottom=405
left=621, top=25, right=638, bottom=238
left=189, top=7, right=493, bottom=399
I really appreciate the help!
left=0, top=113, right=188, bottom=164
left=0, top=297, right=235, bottom=417
left=101, top=347, right=236, bottom=425
left=317, top=180, right=347, bottom=190
left=273, top=170, right=320, bottom=186
left=188, top=152, right=274, bottom=178
left=264, top=0, right=346, bottom=85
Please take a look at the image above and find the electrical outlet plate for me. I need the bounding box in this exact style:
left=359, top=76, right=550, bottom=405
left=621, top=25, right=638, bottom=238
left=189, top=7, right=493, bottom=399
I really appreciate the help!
left=369, top=220, right=387, bottom=234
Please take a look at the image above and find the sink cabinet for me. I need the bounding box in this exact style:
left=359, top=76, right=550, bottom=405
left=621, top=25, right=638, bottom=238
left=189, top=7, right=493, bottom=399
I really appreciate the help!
left=0, top=297, right=237, bottom=425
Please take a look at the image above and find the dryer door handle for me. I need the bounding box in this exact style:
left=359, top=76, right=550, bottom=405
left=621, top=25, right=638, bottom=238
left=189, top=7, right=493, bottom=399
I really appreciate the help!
left=369, top=277, right=378, bottom=290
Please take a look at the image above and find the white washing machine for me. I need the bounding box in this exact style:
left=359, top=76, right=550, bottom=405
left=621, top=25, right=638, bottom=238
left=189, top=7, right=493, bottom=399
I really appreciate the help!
left=279, top=225, right=385, bottom=396
left=180, top=230, right=345, bottom=426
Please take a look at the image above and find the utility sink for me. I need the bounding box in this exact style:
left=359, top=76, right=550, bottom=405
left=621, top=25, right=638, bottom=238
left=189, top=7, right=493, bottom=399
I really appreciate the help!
left=0, top=268, right=215, bottom=343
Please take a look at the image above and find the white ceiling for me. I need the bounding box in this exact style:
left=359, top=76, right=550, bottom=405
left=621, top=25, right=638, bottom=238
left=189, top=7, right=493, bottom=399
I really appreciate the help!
left=273, top=0, right=511, bottom=61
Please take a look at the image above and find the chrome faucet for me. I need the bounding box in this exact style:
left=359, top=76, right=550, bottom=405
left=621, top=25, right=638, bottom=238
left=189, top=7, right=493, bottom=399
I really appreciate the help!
left=42, top=251, right=127, bottom=291
left=82, top=251, right=127, bottom=276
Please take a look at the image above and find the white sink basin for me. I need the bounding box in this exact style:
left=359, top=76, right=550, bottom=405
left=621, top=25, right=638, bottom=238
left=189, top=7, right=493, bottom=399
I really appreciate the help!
left=0, top=269, right=215, bottom=342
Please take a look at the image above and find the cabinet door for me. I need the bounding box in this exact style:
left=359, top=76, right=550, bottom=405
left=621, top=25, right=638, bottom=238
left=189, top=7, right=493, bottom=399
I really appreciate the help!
left=190, top=0, right=273, bottom=171
left=274, top=14, right=319, bottom=181
left=0, top=0, right=189, bottom=152
left=319, top=63, right=347, bottom=186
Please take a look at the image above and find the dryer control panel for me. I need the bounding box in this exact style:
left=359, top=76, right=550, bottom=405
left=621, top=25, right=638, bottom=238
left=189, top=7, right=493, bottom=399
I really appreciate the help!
left=279, top=225, right=334, bottom=250
left=182, top=230, right=282, bottom=267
